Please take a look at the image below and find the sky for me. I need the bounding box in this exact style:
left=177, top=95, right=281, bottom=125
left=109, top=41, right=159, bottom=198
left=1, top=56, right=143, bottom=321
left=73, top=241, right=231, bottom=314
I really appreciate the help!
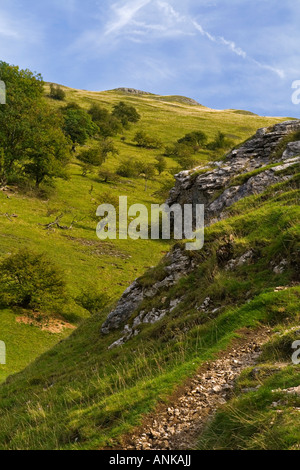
left=0, top=0, right=299, bottom=117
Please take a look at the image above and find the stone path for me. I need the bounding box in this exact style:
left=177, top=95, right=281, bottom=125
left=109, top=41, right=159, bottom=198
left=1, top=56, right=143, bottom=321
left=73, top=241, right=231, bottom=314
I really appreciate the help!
left=123, top=328, right=271, bottom=450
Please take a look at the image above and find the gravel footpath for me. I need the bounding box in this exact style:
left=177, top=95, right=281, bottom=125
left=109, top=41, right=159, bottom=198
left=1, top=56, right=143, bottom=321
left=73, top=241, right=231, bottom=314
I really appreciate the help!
left=123, top=328, right=271, bottom=450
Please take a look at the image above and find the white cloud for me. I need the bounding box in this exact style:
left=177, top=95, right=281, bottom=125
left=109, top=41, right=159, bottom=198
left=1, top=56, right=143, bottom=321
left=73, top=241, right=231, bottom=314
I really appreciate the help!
left=105, top=0, right=152, bottom=35
left=0, top=12, right=20, bottom=38
left=192, top=19, right=284, bottom=78
left=72, top=0, right=286, bottom=80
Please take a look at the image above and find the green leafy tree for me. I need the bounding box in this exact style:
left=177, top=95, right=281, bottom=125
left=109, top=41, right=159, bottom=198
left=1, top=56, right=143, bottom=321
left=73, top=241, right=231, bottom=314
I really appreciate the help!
left=112, top=101, right=141, bottom=127
left=98, top=170, right=120, bottom=184
left=155, top=156, right=167, bottom=175
left=136, top=161, right=156, bottom=191
left=98, top=139, right=119, bottom=163
left=78, top=147, right=105, bottom=168
left=0, top=249, right=66, bottom=311
left=23, top=105, right=70, bottom=187
left=178, top=131, right=207, bottom=152
left=0, top=148, right=6, bottom=187
left=133, top=131, right=163, bottom=149
left=116, top=159, right=140, bottom=178
left=63, top=103, right=99, bottom=150
left=88, top=104, right=122, bottom=137
left=88, top=103, right=110, bottom=122
left=0, top=61, right=44, bottom=176
left=78, top=140, right=118, bottom=173
left=49, top=84, right=66, bottom=101
left=207, top=131, right=234, bottom=151
left=76, top=287, right=110, bottom=315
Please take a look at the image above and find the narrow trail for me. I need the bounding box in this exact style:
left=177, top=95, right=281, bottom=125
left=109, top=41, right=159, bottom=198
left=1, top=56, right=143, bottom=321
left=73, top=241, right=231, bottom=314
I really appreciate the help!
left=120, top=328, right=271, bottom=451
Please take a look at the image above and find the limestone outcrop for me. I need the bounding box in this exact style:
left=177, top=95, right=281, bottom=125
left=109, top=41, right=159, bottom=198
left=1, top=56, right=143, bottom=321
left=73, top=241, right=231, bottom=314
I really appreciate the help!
left=101, top=120, right=300, bottom=346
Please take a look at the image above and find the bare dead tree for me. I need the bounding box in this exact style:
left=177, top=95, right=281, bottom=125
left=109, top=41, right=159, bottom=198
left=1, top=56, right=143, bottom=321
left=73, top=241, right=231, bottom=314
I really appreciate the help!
left=40, top=213, right=86, bottom=230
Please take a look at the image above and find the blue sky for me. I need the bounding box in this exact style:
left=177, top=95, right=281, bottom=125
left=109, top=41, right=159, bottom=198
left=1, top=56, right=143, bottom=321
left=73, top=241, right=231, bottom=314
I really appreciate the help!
left=0, top=0, right=299, bottom=117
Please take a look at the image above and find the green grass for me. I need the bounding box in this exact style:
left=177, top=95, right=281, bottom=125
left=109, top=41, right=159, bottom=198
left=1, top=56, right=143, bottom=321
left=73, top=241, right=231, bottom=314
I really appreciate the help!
left=198, top=344, right=300, bottom=450
left=0, top=309, right=71, bottom=383
left=0, top=168, right=298, bottom=449
left=0, top=84, right=285, bottom=384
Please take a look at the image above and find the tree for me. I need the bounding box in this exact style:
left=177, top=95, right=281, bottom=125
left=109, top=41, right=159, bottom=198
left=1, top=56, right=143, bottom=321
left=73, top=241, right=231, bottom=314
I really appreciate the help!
left=78, top=140, right=118, bottom=173
left=23, top=105, right=70, bottom=187
left=0, top=148, right=6, bottom=187
left=112, top=101, right=141, bottom=127
left=207, top=131, right=234, bottom=151
left=49, top=84, right=66, bottom=101
left=116, top=159, right=140, bottom=178
left=133, top=131, right=163, bottom=149
left=88, top=104, right=123, bottom=138
left=178, top=131, right=207, bottom=153
left=78, top=147, right=105, bottom=168
left=62, top=103, right=99, bottom=150
left=0, top=61, right=44, bottom=177
left=0, top=249, right=66, bottom=311
left=98, top=170, right=120, bottom=184
left=88, top=103, right=110, bottom=122
left=98, top=139, right=119, bottom=163
left=155, top=156, right=167, bottom=175
left=76, top=287, right=110, bottom=315
left=136, top=162, right=156, bottom=191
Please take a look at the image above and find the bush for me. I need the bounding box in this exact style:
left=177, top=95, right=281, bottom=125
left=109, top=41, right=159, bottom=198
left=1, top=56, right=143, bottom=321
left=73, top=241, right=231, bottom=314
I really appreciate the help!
left=112, top=101, right=141, bottom=127
left=207, top=131, right=234, bottom=151
left=49, top=84, right=66, bottom=101
left=78, top=140, right=118, bottom=169
left=177, top=131, right=207, bottom=152
left=133, top=131, right=163, bottom=149
left=0, top=249, right=66, bottom=311
left=155, top=156, right=167, bottom=175
left=76, top=288, right=110, bottom=315
left=116, top=159, right=140, bottom=178
left=88, top=104, right=123, bottom=138
left=98, top=170, right=120, bottom=184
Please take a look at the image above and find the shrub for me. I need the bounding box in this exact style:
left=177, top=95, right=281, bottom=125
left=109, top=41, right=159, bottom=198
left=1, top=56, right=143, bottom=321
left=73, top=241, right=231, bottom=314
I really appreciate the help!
left=88, top=104, right=122, bottom=138
left=49, top=84, right=66, bottom=101
left=76, top=288, right=110, bottom=315
left=178, top=131, right=207, bottom=152
left=0, top=249, right=66, bottom=311
left=155, top=156, right=167, bottom=175
left=207, top=131, right=234, bottom=151
left=116, top=159, right=140, bottom=178
left=133, top=131, right=163, bottom=149
left=112, top=101, right=141, bottom=127
left=98, top=170, right=120, bottom=184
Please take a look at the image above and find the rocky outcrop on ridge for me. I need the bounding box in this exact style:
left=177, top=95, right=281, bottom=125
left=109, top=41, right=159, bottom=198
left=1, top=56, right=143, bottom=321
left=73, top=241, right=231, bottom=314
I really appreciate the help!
left=101, top=121, right=300, bottom=343
left=167, top=120, right=300, bottom=224
left=101, top=247, right=196, bottom=337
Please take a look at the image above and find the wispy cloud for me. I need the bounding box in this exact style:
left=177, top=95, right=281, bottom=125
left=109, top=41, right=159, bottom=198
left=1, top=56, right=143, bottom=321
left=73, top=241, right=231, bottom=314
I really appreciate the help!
left=99, top=0, right=285, bottom=79
left=105, top=0, right=152, bottom=36
left=192, top=18, right=284, bottom=78
left=0, top=12, right=20, bottom=38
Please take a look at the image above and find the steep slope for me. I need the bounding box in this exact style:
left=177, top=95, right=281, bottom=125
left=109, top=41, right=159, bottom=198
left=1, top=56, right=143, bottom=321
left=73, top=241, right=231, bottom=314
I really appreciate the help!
left=0, top=120, right=299, bottom=450
left=0, top=84, right=283, bottom=382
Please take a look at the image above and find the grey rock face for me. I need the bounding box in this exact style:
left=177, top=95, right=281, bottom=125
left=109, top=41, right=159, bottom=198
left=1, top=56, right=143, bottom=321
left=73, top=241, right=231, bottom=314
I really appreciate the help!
left=167, top=120, right=300, bottom=224
left=101, top=247, right=194, bottom=335
left=101, top=120, right=300, bottom=341
left=282, top=141, right=300, bottom=159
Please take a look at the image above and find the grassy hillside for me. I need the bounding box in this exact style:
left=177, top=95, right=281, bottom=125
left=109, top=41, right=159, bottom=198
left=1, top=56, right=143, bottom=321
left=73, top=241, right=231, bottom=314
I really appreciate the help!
left=0, top=165, right=298, bottom=449
left=0, top=84, right=283, bottom=383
